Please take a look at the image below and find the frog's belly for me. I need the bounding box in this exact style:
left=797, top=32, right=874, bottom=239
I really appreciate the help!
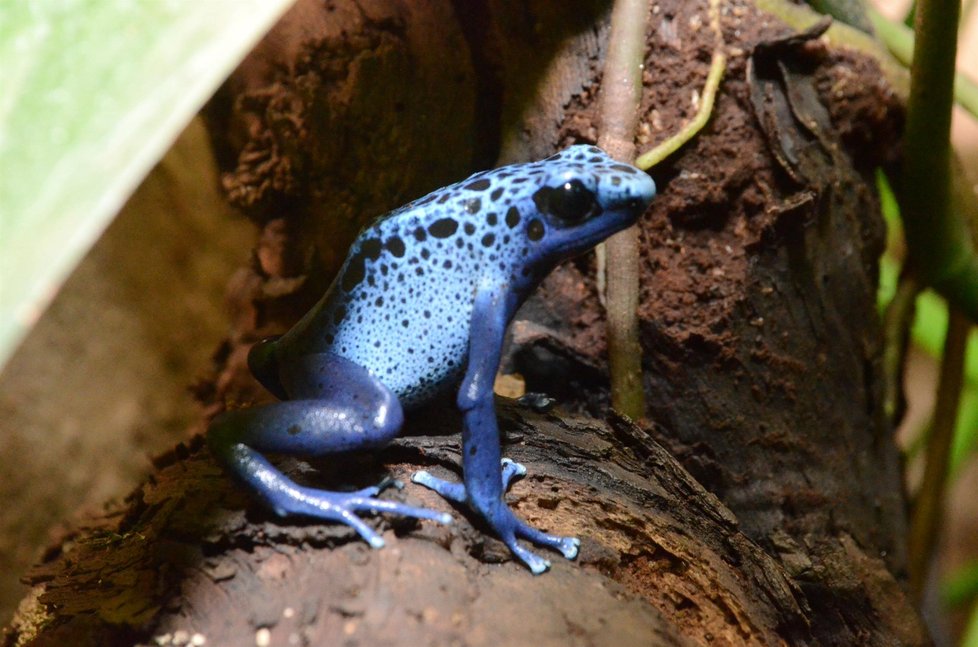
left=330, top=307, right=471, bottom=408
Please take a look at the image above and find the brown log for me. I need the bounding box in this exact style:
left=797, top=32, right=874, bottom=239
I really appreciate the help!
left=11, top=405, right=818, bottom=646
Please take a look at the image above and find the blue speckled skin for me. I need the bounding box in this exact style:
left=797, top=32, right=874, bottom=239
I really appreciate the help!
left=208, top=145, right=655, bottom=574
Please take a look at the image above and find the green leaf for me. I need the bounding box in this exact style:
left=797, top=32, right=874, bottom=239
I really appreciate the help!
left=0, top=0, right=295, bottom=369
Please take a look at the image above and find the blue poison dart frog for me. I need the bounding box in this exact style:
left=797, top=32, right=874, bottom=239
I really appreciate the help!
left=208, top=145, right=656, bottom=574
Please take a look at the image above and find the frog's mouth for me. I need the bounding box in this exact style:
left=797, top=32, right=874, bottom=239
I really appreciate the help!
left=544, top=199, right=650, bottom=259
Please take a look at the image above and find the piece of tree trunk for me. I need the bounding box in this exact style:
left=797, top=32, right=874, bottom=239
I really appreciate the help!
left=4, top=1, right=928, bottom=645
left=12, top=405, right=819, bottom=646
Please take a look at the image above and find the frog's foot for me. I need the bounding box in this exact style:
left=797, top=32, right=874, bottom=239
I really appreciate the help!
left=273, top=484, right=452, bottom=549
left=411, top=459, right=579, bottom=574
left=491, top=510, right=580, bottom=575
left=517, top=392, right=556, bottom=413
left=511, top=516, right=580, bottom=562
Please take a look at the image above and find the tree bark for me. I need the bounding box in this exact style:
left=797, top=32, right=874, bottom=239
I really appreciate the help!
left=5, top=1, right=927, bottom=645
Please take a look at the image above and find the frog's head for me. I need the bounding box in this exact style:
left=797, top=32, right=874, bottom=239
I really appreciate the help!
left=509, top=145, right=655, bottom=264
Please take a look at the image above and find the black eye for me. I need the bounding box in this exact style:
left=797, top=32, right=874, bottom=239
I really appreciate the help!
left=532, top=180, right=602, bottom=223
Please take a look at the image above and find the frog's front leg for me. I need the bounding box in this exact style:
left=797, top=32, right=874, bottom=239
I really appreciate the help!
left=412, top=286, right=580, bottom=574
left=207, top=352, right=452, bottom=548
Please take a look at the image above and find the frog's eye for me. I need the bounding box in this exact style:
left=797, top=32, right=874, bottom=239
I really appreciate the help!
left=533, top=180, right=602, bottom=223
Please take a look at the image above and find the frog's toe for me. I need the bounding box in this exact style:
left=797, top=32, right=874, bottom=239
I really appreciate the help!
left=283, top=486, right=452, bottom=538
left=351, top=476, right=403, bottom=498
left=504, top=536, right=551, bottom=575
left=500, top=458, right=527, bottom=490
left=516, top=392, right=556, bottom=412
left=412, top=470, right=466, bottom=504
left=345, top=494, right=454, bottom=525
left=419, top=461, right=525, bottom=496
left=558, top=537, right=581, bottom=560
left=514, top=520, right=580, bottom=561
left=338, top=509, right=386, bottom=548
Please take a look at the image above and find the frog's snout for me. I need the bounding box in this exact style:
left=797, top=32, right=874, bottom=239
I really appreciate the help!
left=607, top=172, right=655, bottom=217
left=637, top=172, right=657, bottom=204
left=626, top=173, right=656, bottom=210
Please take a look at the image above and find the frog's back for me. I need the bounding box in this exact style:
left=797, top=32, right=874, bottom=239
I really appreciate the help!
left=282, top=173, right=526, bottom=406
left=279, top=145, right=655, bottom=407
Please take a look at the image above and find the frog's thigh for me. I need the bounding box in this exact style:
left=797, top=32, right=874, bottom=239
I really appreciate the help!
left=205, top=355, right=448, bottom=536
left=211, top=352, right=405, bottom=456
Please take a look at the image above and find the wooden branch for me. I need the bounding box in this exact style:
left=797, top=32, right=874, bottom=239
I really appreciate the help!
left=10, top=404, right=819, bottom=645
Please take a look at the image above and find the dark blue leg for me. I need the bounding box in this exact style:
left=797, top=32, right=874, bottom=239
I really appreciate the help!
left=412, top=287, right=580, bottom=574
left=462, top=398, right=579, bottom=573
left=208, top=352, right=451, bottom=548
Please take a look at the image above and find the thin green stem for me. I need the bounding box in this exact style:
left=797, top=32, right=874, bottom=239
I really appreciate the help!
left=901, top=0, right=978, bottom=323
left=908, top=309, right=970, bottom=600
left=636, top=0, right=725, bottom=170
left=598, top=0, right=651, bottom=420
left=902, top=3, right=978, bottom=598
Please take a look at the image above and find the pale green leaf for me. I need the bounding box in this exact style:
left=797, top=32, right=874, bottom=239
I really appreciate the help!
left=0, top=0, right=295, bottom=369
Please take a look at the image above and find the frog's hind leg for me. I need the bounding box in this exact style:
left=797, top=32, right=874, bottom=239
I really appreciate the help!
left=207, top=352, right=452, bottom=548
left=213, top=438, right=449, bottom=547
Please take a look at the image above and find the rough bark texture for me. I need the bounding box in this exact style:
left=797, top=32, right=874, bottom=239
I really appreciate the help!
left=10, top=405, right=822, bottom=646
left=5, top=0, right=928, bottom=645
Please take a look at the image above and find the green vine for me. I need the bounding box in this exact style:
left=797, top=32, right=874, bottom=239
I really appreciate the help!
left=635, top=0, right=726, bottom=170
